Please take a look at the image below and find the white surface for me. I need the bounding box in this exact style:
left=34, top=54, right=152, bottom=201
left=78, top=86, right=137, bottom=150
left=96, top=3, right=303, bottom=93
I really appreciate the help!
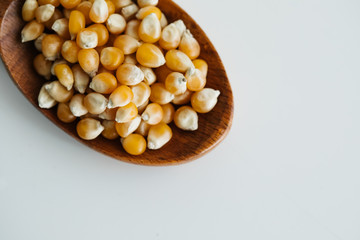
left=1, top=0, right=360, bottom=239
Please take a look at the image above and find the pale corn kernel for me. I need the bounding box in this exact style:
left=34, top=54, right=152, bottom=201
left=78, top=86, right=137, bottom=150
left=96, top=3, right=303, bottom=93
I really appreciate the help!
left=87, top=23, right=109, bottom=46
left=100, top=47, right=124, bottom=70
left=42, top=34, right=63, bottom=60
left=34, top=33, right=47, bottom=52
left=38, top=83, right=57, bottom=109
left=76, top=28, right=98, bottom=49
left=54, top=63, right=74, bottom=90
left=174, top=106, right=198, bottom=131
left=22, top=0, right=38, bottom=22
left=159, top=23, right=180, bottom=50
left=121, top=3, right=139, bottom=20
left=137, top=99, right=149, bottom=114
left=116, top=63, right=144, bottom=86
left=121, top=133, right=146, bottom=155
left=69, top=94, right=88, bottom=117
left=21, top=20, right=45, bottom=43
left=172, top=89, right=192, bottom=105
left=149, top=83, right=174, bottom=105
left=135, top=120, right=151, bottom=136
left=101, top=120, right=119, bottom=140
left=78, top=48, right=99, bottom=77
left=123, top=54, right=138, bottom=64
left=153, top=64, right=172, bottom=83
left=105, top=0, right=116, bottom=15
left=89, top=72, right=118, bottom=94
left=185, top=67, right=206, bottom=91
left=165, top=49, right=194, bottom=72
left=137, top=0, right=158, bottom=8
left=173, top=19, right=186, bottom=37
left=139, top=66, right=156, bottom=85
left=115, top=102, right=138, bottom=123
left=51, top=18, right=70, bottom=39
left=136, top=6, right=161, bottom=20
left=138, top=13, right=161, bottom=43
left=98, top=107, right=117, bottom=120
left=44, top=8, right=63, bottom=29
left=89, top=0, right=109, bottom=23
left=192, top=59, right=208, bottom=77
left=45, top=80, right=74, bottom=102
left=38, top=0, right=60, bottom=7
left=115, top=115, right=141, bottom=138
left=51, top=59, right=67, bottom=75
left=147, top=122, right=172, bottom=150
left=112, top=0, right=132, bottom=12
left=125, top=19, right=140, bottom=40
left=179, top=30, right=200, bottom=60
left=165, top=72, right=187, bottom=95
left=76, top=1, right=92, bottom=25
left=84, top=92, right=108, bottom=114
left=69, top=10, right=85, bottom=40
left=161, top=103, right=175, bottom=124
left=60, top=0, right=81, bottom=9
left=35, top=4, right=55, bottom=23
left=136, top=43, right=165, bottom=68
left=106, top=14, right=126, bottom=35
left=141, top=103, right=163, bottom=125
left=57, top=102, right=77, bottom=123
left=191, top=88, right=220, bottom=113
left=61, top=40, right=80, bottom=63
left=159, top=12, right=167, bottom=28
left=113, top=35, right=140, bottom=55
left=108, top=85, right=133, bottom=108
left=130, top=82, right=151, bottom=107
left=77, top=118, right=104, bottom=140
left=72, top=64, right=90, bottom=93
left=33, top=54, right=52, bottom=80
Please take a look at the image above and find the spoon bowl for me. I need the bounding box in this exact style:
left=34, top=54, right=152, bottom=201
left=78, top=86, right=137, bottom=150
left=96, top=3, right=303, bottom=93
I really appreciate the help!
left=0, top=0, right=233, bottom=166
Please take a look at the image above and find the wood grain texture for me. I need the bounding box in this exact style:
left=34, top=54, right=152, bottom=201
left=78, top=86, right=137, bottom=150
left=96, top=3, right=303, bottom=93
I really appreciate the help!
left=0, top=0, right=234, bottom=166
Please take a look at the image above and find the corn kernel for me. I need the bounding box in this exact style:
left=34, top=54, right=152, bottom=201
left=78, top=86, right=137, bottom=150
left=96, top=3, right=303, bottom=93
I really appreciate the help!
left=185, top=67, right=206, bottom=91
left=34, top=33, right=47, bottom=52
left=165, top=49, right=194, bottom=72
left=105, top=0, right=116, bottom=15
left=84, top=92, right=108, bottom=114
left=21, top=20, right=45, bottom=43
left=72, top=64, right=90, bottom=94
left=174, top=106, right=198, bottom=131
left=141, top=102, right=163, bottom=125
left=38, top=83, right=57, bottom=109
left=125, top=19, right=140, bottom=40
left=60, top=0, right=81, bottom=9
left=77, top=118, right=104, bottom=140
left=136, top=43, right=165, bottom=68
left=98, top=107, right=117, bottom=120
left=139, top=66, right=156, bottom=85
left=137, top=0, right=158, bottom=8
left=100, top=47, right=124, bottom=71
left=22, top=0, right=39, bottom=22
left=76, top=1, right=92, bottom=25
left=89, top=0, right=109, bottom=23
left=161, top=103, right=175, bottom=124
left=116, top=63, right=144, bottom=86
left=159, top=23, right=180, bottom=50
left=33, top=53, right=52, bottom=80
left=69, top=10, right=85, bottom=40
left=52, top=18, right=70, bottom=39
left=38, top=0, right=60, bottom=7
left=172, top=89, right=192, bottom=105
left=159, top=12, right=167, bottom=28
left=54, top=63, right=74, bottom=90
left=192, top=59, right=208, bottom=77
left=44, top=8, right=63, bottom=29
left=122, top=133, right=146, bottom=155
left=51, top=59, right=67, bottom=75
left=76, top=28, right=98, bottom=49
left=106, top=13, right=126, bottom=34
left=130, top=82, right=151, bottom=107
left=121, top=3, right=139, bottom=20
left=35, top=4, right=55, bottom=23
left=45, top=80, right=74, bottom=102
left=153, top=64, right=172, bottom=83
left=112, top=0, right=132, bottom=12
left=191, top=88, right=220, bottom=113
left=62, top=8, right=72, bottom=19
left=101, top=120, right=119, bottom=140
left=123, top=54, right=138, bottom=64
left=89, top=72, right=118, bottom=94
left=42, top=34, right=63, bottom=60
left=69, top=94, right=88, bottom=117
left=78, top=48, right=99, bottom=77
left=179, top=30, right=200, bottom=60
left=57, top=102, right=77, bottom=123
left=165, top=72, right=187, bottom=95
left=136, top=6, right=161, bottom=20
left=115, top=115, right=141, bottom=138
left=173, top=19, right=186, bottom=37
left=97, top=65, right=115, bottom=75
left=115, top=102, right=138, bottom=123
left=135, top=120, right=151, bottom=136
left=61, top=40, right=80, bottom=63
left=149, top=83, right=174, bottom=105
left=87, top=23, right=109, bottom=46
left=138, top=13, right=161, bottom=43
left=113, top=35, right=140, bottom=55
left=147, top=122, right=172, bottom=150
left=108, top=85, right=133, bottom=108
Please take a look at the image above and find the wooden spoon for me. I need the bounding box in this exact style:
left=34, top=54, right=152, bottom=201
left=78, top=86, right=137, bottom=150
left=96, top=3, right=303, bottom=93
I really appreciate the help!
left=0, top=0, right=234, bottom=166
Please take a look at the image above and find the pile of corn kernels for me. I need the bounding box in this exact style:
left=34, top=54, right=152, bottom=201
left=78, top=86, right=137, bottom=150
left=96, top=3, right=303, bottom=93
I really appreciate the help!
left=21, top=0, right=220, bottom=155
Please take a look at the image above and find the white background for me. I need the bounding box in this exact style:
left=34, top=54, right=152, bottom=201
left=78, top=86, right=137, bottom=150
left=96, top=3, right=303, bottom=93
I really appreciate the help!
left=1, top=0, right=360, bottom=239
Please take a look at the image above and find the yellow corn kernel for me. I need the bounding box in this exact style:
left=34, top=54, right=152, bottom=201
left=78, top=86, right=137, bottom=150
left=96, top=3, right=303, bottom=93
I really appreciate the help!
left=115, top=115, right=141, bottom=138
left=108, top=85, right=133, bottom=108
left=153, top=64, right=172, bottom=83
left=38, top=0, right=60, bottom=7
left=89, top=0, right=109, bottom=23
left=138, top=13, right=161, bottom=43
left=76, top=1, right=92, bottom=25
left=106, top=13, right=126, bottom=35
left=136, top=43, right=165, bottom=68
left=84, top=92, right=108, bottom=114
left=191, top=88, right=220, bottom=113
left=122, top=133, right=147, bottom=155
left=174, top=106, right=198, bottom=131
left=136, top=6, right=161, bottom=20
left=38, top=83, right=57, bottom=109
left=34, top=33, right=47, bottom=52
left=115, top=102, right=138, bottom=123
left=42, top=34, right=63, bottom=60
left=125, top=19, right=140, bottom=40
left=45, top=80, right=74, bottom=102
left=105, top=0, right=115, bottom=15
left=100, top=47, right=124, bottom=71
left=149, top=83, right=174, bottom=105
left=172, top=89, right=192, bottom=105
left=89, top=72, right=117, bottom=94
left=179, top=30, right=200, bottom=60
left=185, top=68, right=206, bottom=91
left=135, top=120, right=151, bottom=136
left=22, top=0, right=38, bottom=22
left=137, top=99, right=149, bottom=114
left=192, top=59, right=208, bottom=77
left=113, top=35, right=140, bottom=55
left=51, top=18, right=70, bottom=39
left=165, top=49, right=194, bottom=72
left=159, top=23, right=181, bottom=50
left=54, top=63, right=74, bottom=90
left=123, top=54, right=138, bottom=65
left=72, top=64, right=90, bottom=93
left=21, top=20, right=44, bottom=43
left=116, top=63, right=144, bottom=86
left=141, top=103, right=163, bottom=125
left=165, top=72, right=187, bottom=95
left=87, top=23, right=109, bottom=46
left=101, top=120, right=119, bottom=140
left=121, top=3, right=139, bottom=20
left=60, top=0, right=81, bottom=9
left=111, top=0, right=132, bottom=11
left=78, top=48, right=99, bottom=77
left=69, top=10, right=85, bottom=40
left=76, top=28, right=98, bottom=49
left=97, top=65, right=115, bottom=75
left=35, top=4, right=55, bottom=23
left=33, top=53, right=52, bottom=80
left=77, top=118, right=104, bottom=140
left=161, top=103, right=175, bottom=124
left=131, top=82, right=151, bottom=107
left=57, top=102, right=77, bottom=123
left=44, top=8, right=63, bottom=29
left=147, top=122, right=172, bottom=150
left=159, top=12, right=167, bottom=28
left=98, top=107, right=117, bottom=120
left=51, top=59, right=67, bottom=75
left=139, top=66, right=156, bottom=85
left=61, top=40, right=80, bottom=63
left=69, top=94, right=88, bottom=117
